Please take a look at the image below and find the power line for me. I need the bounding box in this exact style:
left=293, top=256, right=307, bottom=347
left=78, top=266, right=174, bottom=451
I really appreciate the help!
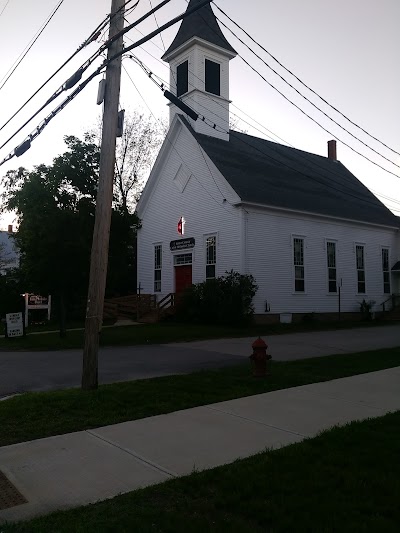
left=214, top=1, right=400, bottom=159
left=133, top=32, right=290, bottom=145
left=0, top=0, right=142, bottom=135
left=128, top=57, right=398, bottom=217
left=0, top=0, right=210, bottom=166
left=0, top=23, right=106, bottom=135
left=123, top=20, right=290, bottom=146
left=184, top=0, right=400, bottom=179
left=0, top=66, right=106, bottom=167
left=122, top=62, right=236, bottom=215
left=0, top=0, right=175, bottom=152
left=234, top=51, right=400, bottom=180
left=0, top=0, right=65, bottom=92
left=108, top=0, right=212, bottom=64
left=148, top=0, right=166, bottom=51
left=0, top=0, right=11, bottom=19
left=127, top=58, right=399, bottom=226
left=213, top=11, right=400, bottom=172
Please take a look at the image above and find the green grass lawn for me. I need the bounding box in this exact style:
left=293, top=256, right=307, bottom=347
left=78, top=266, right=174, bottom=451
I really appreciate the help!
left=0, top=319, right=395, bottom=351
left=3, top=410, right=400, bottom=532
left=1, top=347, right=399, bottom=447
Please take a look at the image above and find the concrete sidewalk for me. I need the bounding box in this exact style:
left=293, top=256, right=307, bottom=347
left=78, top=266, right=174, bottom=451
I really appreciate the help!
left=1, top=366, right=400, bottom=524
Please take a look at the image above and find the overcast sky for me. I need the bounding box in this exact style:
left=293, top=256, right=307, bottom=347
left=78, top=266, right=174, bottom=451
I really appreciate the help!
left=0, top=0, right=399, bottom=228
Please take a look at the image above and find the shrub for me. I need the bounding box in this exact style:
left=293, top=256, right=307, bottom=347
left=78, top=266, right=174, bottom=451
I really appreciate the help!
left=177, top=270, right=258, bottom=326
left=358, top=298, right=376, bottom=321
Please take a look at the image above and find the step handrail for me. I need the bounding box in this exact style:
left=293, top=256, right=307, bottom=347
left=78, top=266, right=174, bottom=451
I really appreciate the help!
left=380, top=293, right=400, bottom=314
left=158, top=293, right=175, bottom=311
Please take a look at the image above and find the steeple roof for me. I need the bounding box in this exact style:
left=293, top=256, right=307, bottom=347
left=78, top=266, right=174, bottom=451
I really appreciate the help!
left=162, top=0, right=237, bottom=60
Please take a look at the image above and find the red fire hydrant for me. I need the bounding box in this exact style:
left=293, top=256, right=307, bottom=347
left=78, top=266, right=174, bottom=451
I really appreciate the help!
left=249, top=337, right=272, bottom=377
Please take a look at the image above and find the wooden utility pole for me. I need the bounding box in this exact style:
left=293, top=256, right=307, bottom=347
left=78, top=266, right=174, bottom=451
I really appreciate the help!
left=82, top=0, right=125, bottom=390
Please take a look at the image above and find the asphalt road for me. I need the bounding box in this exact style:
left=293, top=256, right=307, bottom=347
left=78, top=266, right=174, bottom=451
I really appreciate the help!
left=0, top=324, right=399, bottom=397
left=0, top=345, right=244, bottom=397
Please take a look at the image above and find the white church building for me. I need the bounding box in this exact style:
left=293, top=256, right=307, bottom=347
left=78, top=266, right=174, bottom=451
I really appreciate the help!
left=136, top=0, right=400, bottom=321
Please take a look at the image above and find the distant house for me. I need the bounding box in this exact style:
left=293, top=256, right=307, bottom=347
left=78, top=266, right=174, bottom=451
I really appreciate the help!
left=136, top=0, right=400, bottom=321
left=0, top=225, right=19, bottom=274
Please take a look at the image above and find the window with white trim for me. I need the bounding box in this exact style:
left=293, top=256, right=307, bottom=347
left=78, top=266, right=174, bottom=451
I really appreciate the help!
left=355, top=244, right=365, bottom=294
left=154, top=245, right=162, bottom=292
left=293, top=237, right=305, bottom=292
left=327, top=241, right=337, bottom=293
left=205, top=59, right=221, bottom=96
left=174, top=253, right=192, bottom=266
left=382, top=248, right=390, bottom=294
left=176, top=60, right=188, bottom=97
left=206, top=235, right=217, bottom=279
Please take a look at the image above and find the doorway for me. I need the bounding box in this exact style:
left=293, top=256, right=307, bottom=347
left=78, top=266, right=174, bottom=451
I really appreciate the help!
left=174, top=253, right=193, bottom=294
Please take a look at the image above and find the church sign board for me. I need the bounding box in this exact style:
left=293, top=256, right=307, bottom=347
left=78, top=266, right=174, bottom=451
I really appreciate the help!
left=170, top=237, right=195, bottom=251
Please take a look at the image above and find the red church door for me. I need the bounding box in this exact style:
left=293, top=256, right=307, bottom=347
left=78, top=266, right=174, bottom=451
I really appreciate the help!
left=175, top=265, right=192, bottom=295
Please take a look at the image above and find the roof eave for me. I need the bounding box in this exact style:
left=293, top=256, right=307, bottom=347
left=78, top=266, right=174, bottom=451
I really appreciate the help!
left=236, top=201, right=400, bottom=230
left=162, top=36, right=237, bottom=62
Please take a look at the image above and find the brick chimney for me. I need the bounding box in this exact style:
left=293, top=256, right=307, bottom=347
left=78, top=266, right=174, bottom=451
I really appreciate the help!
left=328, top=140, right=337, bottom=161
left=7, top=224, right=13, bottom=233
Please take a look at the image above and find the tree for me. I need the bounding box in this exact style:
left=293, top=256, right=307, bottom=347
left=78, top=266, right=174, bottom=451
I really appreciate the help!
left=1, top=135, right=138, bottom=335
left=92, top=109, right=166, bottom=213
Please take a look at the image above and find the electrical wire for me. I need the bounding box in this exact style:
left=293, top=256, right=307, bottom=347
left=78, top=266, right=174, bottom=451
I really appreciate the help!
left=126, top=28, right=290, bottom=145
left=0, top=67, right=105, bottom=167
left=148, top=0, right=166, bottom=51
left=184, top=1, right=400, bottom=179
left=213, top=12, right=400, bottom=172
left=122, top=62, right=236, bottom=216
left=0, top=0, right=11, bottom=19
left=128, top=53, right=398, bottom=211
left=0, top=0, right=176, bottom=152
left=0, top=0, right=140, bottom=134
left=0, top=0, right=66, bottom=92
left=0, top=0, right=206, bottom=165
left=214, top=1, right=400, bottom=159
left=128, top=56, right=399, bottom=219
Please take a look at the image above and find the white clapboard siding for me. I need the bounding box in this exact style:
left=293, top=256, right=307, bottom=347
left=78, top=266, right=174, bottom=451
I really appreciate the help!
left=168, top=42, right=231, bottom=141
left=137, top=118, right=241, bottom=298
left=245, top=206, right=399, bottom=314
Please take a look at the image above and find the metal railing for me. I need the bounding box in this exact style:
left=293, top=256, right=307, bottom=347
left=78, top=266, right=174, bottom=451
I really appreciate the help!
left=380, top=293, right=400, bottom=315
left=157, top=293, right=176, bottom=320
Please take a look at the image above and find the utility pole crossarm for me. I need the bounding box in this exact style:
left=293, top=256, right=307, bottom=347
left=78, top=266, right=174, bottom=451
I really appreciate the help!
left=82, top=0, right=125, bottom=390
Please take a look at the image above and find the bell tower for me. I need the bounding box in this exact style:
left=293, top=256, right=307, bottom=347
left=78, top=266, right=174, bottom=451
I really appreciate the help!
left=162, top=0, right=237, bottom=141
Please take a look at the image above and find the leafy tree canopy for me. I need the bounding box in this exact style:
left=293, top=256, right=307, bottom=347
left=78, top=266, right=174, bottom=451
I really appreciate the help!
left=0, top=135, right=139, bottom=317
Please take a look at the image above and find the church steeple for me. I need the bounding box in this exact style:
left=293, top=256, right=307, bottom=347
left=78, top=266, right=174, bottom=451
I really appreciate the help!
left=162, top=0, right=236, bottom=62
left=163, top=0, right=237, bottom=141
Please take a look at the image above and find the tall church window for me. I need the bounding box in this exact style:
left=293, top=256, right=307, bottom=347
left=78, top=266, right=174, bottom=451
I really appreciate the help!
left=293, top=237, right=305, bottom=292
left=154, top=245, right=162, bottom=292
left=206, top=235, right=217, bottom=279
left=205, top=59, right=220, bottom=96
left=355, top=244, right=366, bottom=294
left=382, top=248, right=390, bottom=294
left=177, top=60, right=188, bottom=97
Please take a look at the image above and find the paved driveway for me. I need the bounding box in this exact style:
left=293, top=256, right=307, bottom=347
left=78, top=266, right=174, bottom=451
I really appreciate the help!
left=0, top=324, right=399, bottom=397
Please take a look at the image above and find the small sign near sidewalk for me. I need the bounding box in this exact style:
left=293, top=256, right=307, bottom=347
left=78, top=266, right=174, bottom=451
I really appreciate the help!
left=5, top=312, right=24, bottom=338
left=24, top=293, right=51, bottom=327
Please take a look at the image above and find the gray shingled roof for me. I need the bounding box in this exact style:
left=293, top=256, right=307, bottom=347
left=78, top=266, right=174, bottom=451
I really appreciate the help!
left=180, top=117, right=398, bottom=227
left=162, top=0, right=236, bottom=60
